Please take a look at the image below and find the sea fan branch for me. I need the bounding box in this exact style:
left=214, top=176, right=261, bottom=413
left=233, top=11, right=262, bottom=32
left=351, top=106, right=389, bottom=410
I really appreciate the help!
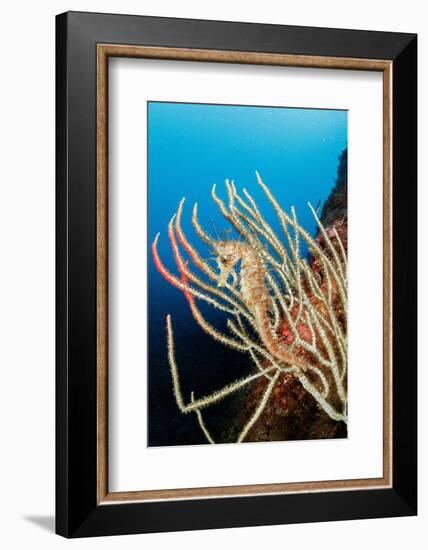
left=156, top=174, right=348, bottom=442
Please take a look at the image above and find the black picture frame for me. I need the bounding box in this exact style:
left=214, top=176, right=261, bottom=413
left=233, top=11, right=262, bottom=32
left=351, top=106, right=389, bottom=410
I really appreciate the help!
left=56, top=11, right=417, bottom=538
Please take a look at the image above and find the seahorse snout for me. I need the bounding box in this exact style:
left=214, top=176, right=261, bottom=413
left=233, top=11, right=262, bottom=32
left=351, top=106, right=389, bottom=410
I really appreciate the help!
left=218, top=265, right=233, bottom=287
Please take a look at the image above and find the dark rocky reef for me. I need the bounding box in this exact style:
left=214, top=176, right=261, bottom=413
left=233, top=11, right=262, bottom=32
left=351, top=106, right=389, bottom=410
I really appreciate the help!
left=319, top=148, right=347, bottom=228
left=240, top=373, right=347, bottom=442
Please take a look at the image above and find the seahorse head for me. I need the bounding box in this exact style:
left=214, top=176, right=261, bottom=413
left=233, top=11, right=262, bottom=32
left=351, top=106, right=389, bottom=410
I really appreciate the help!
left=214, top=241, right=243, bottom=287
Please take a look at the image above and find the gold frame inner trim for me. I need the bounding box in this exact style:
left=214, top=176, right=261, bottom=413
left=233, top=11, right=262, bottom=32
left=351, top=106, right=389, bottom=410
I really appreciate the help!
left=96, top=43, right=393, bottom=504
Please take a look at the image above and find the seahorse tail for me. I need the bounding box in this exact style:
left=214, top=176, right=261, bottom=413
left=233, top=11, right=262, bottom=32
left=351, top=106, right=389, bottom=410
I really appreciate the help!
left=254, top=306, right=308, bottom=372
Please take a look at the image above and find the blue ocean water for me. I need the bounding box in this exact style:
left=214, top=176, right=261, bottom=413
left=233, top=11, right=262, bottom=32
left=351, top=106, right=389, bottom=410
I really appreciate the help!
left=147, top=102, right=347, bottom=446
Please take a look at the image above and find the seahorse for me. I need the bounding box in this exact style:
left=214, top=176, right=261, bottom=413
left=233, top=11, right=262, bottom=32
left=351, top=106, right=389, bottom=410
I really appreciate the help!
left=215, top=240, right=309, bottom=371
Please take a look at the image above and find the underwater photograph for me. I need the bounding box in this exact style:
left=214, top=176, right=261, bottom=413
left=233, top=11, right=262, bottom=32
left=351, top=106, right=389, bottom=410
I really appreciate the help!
left=148, top=101, right=348, bottom=446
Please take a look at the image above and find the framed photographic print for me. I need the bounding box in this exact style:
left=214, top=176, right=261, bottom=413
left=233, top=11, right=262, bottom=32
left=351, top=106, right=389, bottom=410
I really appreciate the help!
left=56, top=11, right=417, bottom=537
